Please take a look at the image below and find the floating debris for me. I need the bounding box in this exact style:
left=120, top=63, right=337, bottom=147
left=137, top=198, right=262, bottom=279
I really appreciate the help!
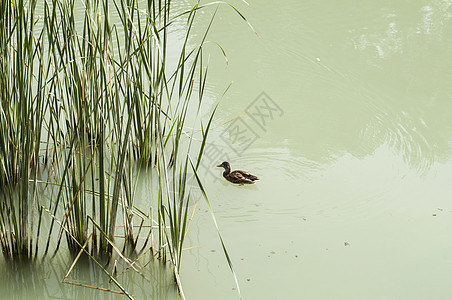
left=246, top=278, right=251, bottom=282
left=344, top=242, right=350, bottom=246
left=433, top=214, right=437, bottom=217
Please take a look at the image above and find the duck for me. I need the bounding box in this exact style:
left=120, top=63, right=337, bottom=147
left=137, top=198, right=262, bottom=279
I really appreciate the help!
left=216, top=161, right=259, bottom=185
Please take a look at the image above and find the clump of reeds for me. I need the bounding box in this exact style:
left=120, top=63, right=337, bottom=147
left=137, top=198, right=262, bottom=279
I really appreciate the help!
left=0, top=0, right=47, bottom=261
left=0, top=0, right=249, bottom=296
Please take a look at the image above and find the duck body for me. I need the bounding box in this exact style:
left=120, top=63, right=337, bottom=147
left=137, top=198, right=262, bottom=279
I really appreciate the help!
left=216, top=162, right=259, bottom=185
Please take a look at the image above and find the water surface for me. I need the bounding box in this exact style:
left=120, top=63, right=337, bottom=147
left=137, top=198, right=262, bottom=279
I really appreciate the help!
left=3, top=0, right=452, bottom=299
left=179, top=1, right=452, bottom=299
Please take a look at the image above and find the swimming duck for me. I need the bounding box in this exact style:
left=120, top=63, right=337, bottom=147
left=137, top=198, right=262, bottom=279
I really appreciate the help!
left=216, top=161, right=259, bottom=185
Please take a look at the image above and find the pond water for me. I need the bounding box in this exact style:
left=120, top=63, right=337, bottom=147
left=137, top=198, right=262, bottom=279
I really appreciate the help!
left=178, top=0, right=452, bottom=299
left=2, top=0, right=452, bottom=299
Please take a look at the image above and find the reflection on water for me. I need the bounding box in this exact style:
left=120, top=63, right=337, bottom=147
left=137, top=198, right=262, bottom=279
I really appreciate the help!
left=419, top=1, right=452, bottom=36
left=0, top=254, right=180, bottom=299
left=0, top=263, right=46, bottom=300
left=351, top=16, right=403, bottom=59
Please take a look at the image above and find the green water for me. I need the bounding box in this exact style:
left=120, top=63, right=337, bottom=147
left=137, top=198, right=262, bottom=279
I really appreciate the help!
left=2, top=0, right=452, bottom=299
left=179, top=0, right=452, bottom=299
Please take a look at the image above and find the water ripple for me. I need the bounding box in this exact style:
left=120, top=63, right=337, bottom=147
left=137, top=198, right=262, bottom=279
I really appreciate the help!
left=232, top=147, right=325, bottom=181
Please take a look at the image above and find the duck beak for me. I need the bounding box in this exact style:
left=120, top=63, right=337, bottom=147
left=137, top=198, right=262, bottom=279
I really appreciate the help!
left=216, top=164, right=222, bottom=167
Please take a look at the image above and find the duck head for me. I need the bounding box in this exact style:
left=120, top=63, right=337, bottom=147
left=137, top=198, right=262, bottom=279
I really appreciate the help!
left=216, top=161, right=231, bottom=174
